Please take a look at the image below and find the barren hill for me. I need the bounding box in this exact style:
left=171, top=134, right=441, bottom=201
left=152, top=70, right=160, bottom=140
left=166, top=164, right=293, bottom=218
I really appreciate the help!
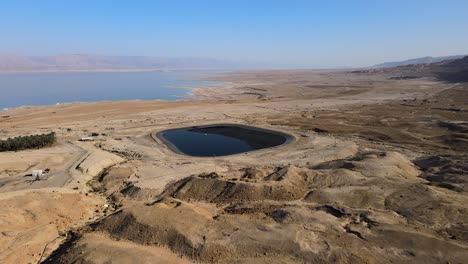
left=0, top=54, right=240, bottom=72
left=1, top=57, right=467, bottom=264
left=372, top=55, right=466, bottom=68
left=355, top=56, right=468, bottom=83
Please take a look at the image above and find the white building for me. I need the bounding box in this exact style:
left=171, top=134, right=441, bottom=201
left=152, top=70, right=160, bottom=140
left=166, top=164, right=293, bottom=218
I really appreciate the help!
left=79, top=137, right=94, bottom=141
left=32, top=170, right=43, bottom=178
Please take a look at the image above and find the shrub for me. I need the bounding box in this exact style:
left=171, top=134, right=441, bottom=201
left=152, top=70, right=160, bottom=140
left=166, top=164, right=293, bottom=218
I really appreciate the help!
left=0, top=132, right=56, bottom=152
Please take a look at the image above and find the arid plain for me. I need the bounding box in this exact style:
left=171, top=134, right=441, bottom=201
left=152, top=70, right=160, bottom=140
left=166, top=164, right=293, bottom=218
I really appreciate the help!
left=0, top=61, right=467, bottom=263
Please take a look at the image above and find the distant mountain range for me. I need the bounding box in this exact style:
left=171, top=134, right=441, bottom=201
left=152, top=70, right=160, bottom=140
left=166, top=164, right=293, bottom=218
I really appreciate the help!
left=372, top=55, right=466, bottom=68
left=355, top=55, right=468, bottom=83
left=0, top=54, right=243, bottom=72
left=1, top=54, right=467, bottom=72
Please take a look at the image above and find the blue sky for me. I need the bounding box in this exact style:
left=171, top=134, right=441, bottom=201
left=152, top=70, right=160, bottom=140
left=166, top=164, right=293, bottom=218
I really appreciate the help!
left=1, top=0, right=467, bottom=68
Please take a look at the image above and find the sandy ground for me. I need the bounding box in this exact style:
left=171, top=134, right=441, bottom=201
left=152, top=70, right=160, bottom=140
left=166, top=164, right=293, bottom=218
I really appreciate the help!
left=0, top=188, right=103, bottom=264
left=0, top=69, right=467, bottom=263
left=0, top=144, right=73, bottom=179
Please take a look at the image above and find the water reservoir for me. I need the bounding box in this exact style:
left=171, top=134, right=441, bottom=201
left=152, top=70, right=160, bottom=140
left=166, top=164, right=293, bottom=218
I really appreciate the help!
left=157, top=124, right=294, bottom=157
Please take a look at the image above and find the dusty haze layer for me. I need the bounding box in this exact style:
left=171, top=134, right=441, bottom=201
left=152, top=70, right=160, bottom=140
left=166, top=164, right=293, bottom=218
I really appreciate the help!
left=0, top=59, right=467, bottom=263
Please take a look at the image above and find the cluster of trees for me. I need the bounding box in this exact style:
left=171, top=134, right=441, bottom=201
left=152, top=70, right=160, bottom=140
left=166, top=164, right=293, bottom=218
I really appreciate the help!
left=0, top=132, right=56, bottom=152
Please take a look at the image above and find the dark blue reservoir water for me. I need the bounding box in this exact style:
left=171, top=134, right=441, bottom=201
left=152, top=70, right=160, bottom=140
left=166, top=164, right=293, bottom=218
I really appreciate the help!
left=157, top=124, right=293, bottom=157
left=0, top=71, right=222, bottom=109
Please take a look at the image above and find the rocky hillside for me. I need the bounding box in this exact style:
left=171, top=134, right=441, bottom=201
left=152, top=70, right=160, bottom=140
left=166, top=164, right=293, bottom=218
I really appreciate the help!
left=355, top=56, right=468, bottom=83
left=372, top=55, right=465, bottom=68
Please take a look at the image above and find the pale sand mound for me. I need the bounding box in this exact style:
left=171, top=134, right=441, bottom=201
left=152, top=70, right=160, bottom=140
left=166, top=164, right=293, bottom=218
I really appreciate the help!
left=0, top=189, right=103, bottom=264
left=76, top=146, right=125, bottom=179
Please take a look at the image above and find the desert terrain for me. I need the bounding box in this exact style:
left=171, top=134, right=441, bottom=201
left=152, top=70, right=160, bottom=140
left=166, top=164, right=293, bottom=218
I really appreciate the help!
left=0, top=58, right=467, bottom=263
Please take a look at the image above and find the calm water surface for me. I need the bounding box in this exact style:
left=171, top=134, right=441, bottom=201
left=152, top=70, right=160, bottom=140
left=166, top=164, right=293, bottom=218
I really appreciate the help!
left=157, top=124, right=294, bottom=157
left=0, top=71, right=223, bottom=109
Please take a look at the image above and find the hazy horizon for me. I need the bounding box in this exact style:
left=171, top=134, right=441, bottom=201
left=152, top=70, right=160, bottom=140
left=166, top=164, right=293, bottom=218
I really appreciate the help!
left=1, top=1, right=468, bottom=68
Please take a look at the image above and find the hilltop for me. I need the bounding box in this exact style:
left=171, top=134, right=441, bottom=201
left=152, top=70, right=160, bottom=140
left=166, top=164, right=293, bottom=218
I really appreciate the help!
left=356, top=55, right=468, bottom=82
left=372, top=55, right=466, bottom=68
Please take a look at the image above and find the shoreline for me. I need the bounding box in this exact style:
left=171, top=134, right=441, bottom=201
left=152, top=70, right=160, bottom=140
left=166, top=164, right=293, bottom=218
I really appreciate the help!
left=0, top=72, right=240, bottom=112
left=0, top=68, right=240, bottom=74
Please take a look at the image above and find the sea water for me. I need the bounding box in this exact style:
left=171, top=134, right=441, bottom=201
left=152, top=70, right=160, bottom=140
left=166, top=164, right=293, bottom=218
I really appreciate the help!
left=0, top=71, right=223, bottom=109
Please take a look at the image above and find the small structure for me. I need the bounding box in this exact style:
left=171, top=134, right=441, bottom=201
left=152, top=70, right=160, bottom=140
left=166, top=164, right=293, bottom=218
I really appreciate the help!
left=32, top=170, right=43, bottom=180
left=79, top=137, right=94, bottom=142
